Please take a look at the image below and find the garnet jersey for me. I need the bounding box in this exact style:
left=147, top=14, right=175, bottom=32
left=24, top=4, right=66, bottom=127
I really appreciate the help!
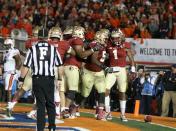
left=85, top=42, right=106, bottom=72
left=49, top=40, right=70, bottom=61
left=106, top=42, right=131, bottom=67
left=25, top=38, right=38, bottom=49
left=64, top=37, right=83, bottom=68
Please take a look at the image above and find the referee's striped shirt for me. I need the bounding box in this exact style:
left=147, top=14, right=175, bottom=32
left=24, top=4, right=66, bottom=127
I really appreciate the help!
left=23, top=40, right=62, bottom=76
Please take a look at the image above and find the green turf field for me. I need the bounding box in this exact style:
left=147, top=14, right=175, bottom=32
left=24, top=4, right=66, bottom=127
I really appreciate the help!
left=81, top=112, right=176, bottom=131
left=13, top=103, right=176, bottom=131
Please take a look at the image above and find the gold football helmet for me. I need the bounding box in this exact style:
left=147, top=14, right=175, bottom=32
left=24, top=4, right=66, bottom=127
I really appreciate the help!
left=32, top=26, right=40, bottom=37
left=49, top=26, right=63, bottom=40
left=99, top=29, right=110, bottom=38
left=72, top=26, right=85, bottom=40
left=111, top=29, right=125, bottom=43
left=63, top=26, right=73, bottom=35
left=94, top=31, right=108, bottom=45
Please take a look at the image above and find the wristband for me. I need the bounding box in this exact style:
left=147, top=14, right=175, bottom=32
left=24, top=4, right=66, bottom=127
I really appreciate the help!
left=100, top=64, right=107, bottom=69
left=18, top=77, right=25, bottom=82
left=91, top=48, right=94, bottom=52
left=58, top=78, right=62, bottom=81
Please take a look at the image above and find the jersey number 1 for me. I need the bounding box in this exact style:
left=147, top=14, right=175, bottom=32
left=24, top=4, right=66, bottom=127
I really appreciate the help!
left=113, top=49, right=118, bottom=59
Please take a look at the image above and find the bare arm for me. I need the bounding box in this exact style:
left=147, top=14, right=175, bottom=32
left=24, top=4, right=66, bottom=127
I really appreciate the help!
left=19, top=50, right=26, bottom=57
left=57, top=66, right=64, bottom=80
left=20, top=66, right=29, bottom=78
left=67, top=47, right=76, bottom=56
left=14, top=54, right=22, bottom=70
left=73, top=45, right=93, bottom=58
left=91, top=51, right=103, bottom=67
left=126, top=48, right=135, bottom=66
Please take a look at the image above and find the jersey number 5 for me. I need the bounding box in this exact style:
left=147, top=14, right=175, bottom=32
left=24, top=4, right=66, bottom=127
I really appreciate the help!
left=100, top=51, right=106, bottom=62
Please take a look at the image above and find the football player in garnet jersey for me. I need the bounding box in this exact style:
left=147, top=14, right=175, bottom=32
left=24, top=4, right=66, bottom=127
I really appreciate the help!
left=63, top=26, right=73, bottom=41
left=105, top=29, right=136, bottom=121
left=63, top=26, right=100, bottom=119
left=6, top=27, right=40, bottom=118
left=48, top=26, right=75, bottom=119
left=78, top=30, right=112, bottom=120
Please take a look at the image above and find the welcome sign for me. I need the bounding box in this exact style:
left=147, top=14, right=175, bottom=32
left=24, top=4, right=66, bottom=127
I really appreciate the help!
left=126, top=38, right=176, bottom=65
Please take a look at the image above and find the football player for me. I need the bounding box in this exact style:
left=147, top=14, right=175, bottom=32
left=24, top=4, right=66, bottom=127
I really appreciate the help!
left=3, top=38, right=22, bottom=117
left=105, top=29, right=135, bottom=121
left=78, top=30, right=111, bottom=120
left=6, top=26, right=40, bottom=118
left=63, top=26, right=73, bottom=41
left=48, top=26, right=75, bottom=119
left=63, top=26, right=100, bottom=118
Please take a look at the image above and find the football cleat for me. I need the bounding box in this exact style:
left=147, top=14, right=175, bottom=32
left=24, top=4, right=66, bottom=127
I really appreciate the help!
left=96, top=107, right=106, bottom=121
left=69, top=104, right=77, bottom=119
left=120, top=115, right=128, bottom=122
left=6, top=102, right=16, bottom=110
left=106, top=112, right=112, bottom=120
left=61, top=109, right=70, bottom=119
left=27, top=110, right=37, bottom=120
left=75, top=105, right=80, bottom=117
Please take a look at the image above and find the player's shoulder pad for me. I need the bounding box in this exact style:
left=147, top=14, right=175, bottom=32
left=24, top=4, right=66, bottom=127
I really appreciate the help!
left=72, top=37, right=83, bottom=46
left=124, top=42, right=131, bottom=49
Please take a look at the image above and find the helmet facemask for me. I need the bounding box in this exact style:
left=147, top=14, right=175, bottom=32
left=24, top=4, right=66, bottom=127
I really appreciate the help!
left=111, top=30, right=124, bottom=46
left=4, top=39, right=15, bottom=49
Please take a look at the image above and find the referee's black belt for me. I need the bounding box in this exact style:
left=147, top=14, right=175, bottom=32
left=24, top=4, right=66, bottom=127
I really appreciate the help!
left=32, top=75, right=55, bottom=79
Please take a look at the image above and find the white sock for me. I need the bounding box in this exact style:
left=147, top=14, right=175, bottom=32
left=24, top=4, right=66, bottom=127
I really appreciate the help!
left=61, top=107, right=65, bottom=112
left=54, top=89, right=60, bottom=102
left=119, top=100, right=126, bottom=116
left=96, top=101, right=98, bottom=106
left=8, top=101, right=17, bottom=109
left=29, top=110, right=36, bottom=115
left=12, top=101, right=17, bottom=108
left=55, top=105, right=60, bottom=115
left=105, top=96, right=110, bottom=113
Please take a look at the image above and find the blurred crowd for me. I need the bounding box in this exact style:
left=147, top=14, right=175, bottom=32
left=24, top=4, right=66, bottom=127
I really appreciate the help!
left=0, top=0, right=176, bottom=40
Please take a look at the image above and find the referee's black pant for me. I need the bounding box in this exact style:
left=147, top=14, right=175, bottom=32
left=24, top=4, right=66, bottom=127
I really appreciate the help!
left=32, top=76, right=56, bottom=131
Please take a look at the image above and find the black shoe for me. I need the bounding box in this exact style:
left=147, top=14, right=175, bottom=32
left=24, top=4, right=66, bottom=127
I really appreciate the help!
left=49, top=129, right=55, bottom=131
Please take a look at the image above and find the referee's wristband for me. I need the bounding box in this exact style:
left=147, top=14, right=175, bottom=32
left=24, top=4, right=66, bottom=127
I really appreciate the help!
left=18, top=77, right=25, bottom=82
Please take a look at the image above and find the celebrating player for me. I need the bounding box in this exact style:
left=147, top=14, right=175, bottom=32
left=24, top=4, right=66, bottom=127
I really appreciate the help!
left=105, top=29, right=135, bottom=121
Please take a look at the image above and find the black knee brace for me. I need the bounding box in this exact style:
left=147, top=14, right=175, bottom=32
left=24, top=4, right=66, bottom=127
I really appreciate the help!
left=66, top=90, right=76, bottom=100
left=75, top=93, right=86, bottom=105
left=98, top=93, right=105, bottom=105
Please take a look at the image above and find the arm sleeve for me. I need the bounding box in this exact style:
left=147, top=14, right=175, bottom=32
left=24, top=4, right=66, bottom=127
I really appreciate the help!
left=23, top=49, right=32, bottom=68
left=55, top=49, right=63, bottom=67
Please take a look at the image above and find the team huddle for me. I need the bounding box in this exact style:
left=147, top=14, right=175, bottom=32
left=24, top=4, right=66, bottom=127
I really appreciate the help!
left=3, top=25, right=135, bottom=123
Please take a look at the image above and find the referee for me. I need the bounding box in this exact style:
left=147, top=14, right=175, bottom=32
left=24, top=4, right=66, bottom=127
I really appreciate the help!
left=18, top=28, right=62, bottom=131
